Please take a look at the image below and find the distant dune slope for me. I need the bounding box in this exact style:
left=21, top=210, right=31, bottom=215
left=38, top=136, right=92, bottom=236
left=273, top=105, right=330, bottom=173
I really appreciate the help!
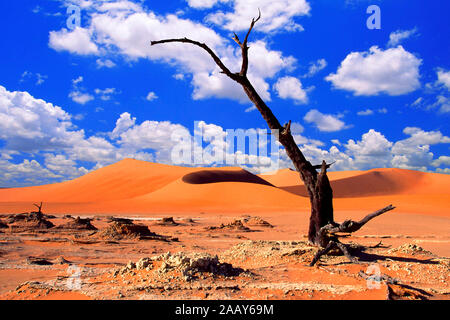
left=0, top=159, right=193, bottom=202
left=0, top=159, right=448, bottom=216
left=261, top=168, right=450, bottom=198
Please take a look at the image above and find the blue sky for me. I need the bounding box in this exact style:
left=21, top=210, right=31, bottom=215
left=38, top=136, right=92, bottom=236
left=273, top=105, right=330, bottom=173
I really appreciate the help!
left=0, top=0, right=449, bottom=187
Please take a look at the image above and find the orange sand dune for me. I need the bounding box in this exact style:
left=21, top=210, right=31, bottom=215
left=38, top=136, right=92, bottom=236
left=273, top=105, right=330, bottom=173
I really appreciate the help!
left=262, top=168, right=450, bottom=198
left=0, top=159, right=449, bottom=217
left=0, top=159, right=193, bottom=203
left=110, top=177, right=309, bottom=214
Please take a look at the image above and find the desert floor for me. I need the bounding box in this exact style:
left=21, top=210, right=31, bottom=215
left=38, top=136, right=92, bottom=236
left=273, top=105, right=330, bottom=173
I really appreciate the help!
left=0, top=211, right=448, bottom=300
left=0, top=159, right=448, bottom=300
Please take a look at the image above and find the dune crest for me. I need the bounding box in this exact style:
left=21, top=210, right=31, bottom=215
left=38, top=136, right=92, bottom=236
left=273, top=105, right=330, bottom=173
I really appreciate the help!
left=0, top=160, right=448, bottom=216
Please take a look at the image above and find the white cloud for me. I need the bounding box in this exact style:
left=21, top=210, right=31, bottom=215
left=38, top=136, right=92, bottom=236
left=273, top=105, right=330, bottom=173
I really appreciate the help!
left=0, top=85, right=83, bottom=153
left=0, top=159, right=60, bottom=187
left=436, top=69, right=450, bottom=91
left=273, top=76, right=308, bottom=104
left=326, top=46, right=421, bottom=96
left=69, top=91, right=95, bottom=104
left=95, top=87, right=118, bottom=101
left=110, top=112, right=136, bottom=139
left=44, top=153, right=89, bottom=179
left=48, top=2, right=295, bottom=105
left=72, top=76, right=84, bottom=85
left=432, top=156, right=450, bottom=168
left=187, top=0, right=222, bottom=9
left=304, top=109, right=348, bottom=132
left=49, top=27, right=99, bottom=55
left=96, top=59, right=117, bottom=68
left=346, top=129, right=393, bottom=157
left=206, top=0, right=311, bottom=33
left=36, top=73, right=48, bottom=85
left=387, top=27, right=418, bottom=47
left=20, top=71, right=48, bottom=86
left=390, top=127, right=450, bottom=171
left=146, top=91, right=158, bottom=101
left=1, top=83, right=449, bottom=186
left=357, top=109, right=374, bottom=116
left=357, top=108, right=387, bottom=116
left=304, top=58, right=327, bottom=77
left=173, top=73, right=185, bottom=80
left=331, top=139, right=341, bottom=146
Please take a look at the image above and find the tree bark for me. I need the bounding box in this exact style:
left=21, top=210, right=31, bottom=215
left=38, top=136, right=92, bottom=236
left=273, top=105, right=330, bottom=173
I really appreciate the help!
left=150, top=12, right=395, bottom=262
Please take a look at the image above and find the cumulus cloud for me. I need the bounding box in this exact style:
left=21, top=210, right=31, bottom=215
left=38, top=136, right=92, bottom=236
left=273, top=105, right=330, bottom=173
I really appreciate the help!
left=346, top=129, right=393, bottom=157
left=206, top=0, right=311, bottom=33
left=69, top=91, right=94, bottom=104
left=303, top=109, right=348, bottom=132
left=273, top=76, right=308, bottom=104
left=387, top=27, right=418, bottom=47
left=0, top=85, right=82, bottom=153
left=48, top=1, right=296, bottom=105
left=69, top=76, right=95, bottom=104
left=0, top=85, right=177, bottom=185
left=1, top=83, right=449, bottom=186
left=326, top=46, right=421, bottom=96
left=49, top=27, right=99, bottom=55
left=389, top=127, right=450, bottom=171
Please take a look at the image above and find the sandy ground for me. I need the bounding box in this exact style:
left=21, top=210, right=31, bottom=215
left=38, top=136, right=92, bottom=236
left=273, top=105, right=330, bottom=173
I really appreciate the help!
left=0, top=159, right=448, bottom=300
left=0, top=212, right=448, bottom=300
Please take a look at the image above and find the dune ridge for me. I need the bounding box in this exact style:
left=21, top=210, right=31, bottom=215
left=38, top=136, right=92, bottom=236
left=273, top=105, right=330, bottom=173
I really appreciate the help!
left=0, top=159, right=448, bottom=216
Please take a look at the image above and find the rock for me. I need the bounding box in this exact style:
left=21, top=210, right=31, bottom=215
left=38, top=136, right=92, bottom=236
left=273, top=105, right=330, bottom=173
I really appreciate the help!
left=156, top=217, right=179, bottom=226
left=136, top=258, right=152, bottom=270
left=8, top=213, right=54, bottom=231
left=126, top=261, right=136, bottom=270
left=155, top=252, right=244, bottom=280
left=56, top=217, right=97, bottom=230
left=206, top=219, right=252, bottom=232
left=54, top=256, right=72, bottom=265
left=388, top=243, right=434, bottom=256
left=107, top=217, right=134, bottom=225
left=97, top=221, right=157, bottom=240
left=242, top=217, right=273, bottom=228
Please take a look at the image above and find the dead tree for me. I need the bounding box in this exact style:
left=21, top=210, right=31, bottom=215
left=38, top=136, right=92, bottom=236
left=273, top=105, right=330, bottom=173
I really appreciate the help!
left=33, top=202, right=44, bottom=219
left=151, top=11, right=395, bottom=265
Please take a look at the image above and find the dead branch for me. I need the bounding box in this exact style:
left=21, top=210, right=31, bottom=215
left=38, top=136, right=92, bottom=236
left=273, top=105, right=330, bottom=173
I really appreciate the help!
left=151, top=38, right=240, bottom=82
left=319, top=205, right=396, bottom=235
left=33, top=202, right=43, bottom=214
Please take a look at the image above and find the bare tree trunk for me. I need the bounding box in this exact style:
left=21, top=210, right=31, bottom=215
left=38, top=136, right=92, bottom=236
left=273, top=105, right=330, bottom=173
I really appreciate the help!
left=237, top=76, right=335, bottom=246
left=151, top=11, right=395, bottom=264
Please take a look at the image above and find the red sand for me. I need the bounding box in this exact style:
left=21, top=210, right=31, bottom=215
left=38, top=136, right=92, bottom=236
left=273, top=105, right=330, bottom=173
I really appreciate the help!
left=0, top=159, right=449, bottom=217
